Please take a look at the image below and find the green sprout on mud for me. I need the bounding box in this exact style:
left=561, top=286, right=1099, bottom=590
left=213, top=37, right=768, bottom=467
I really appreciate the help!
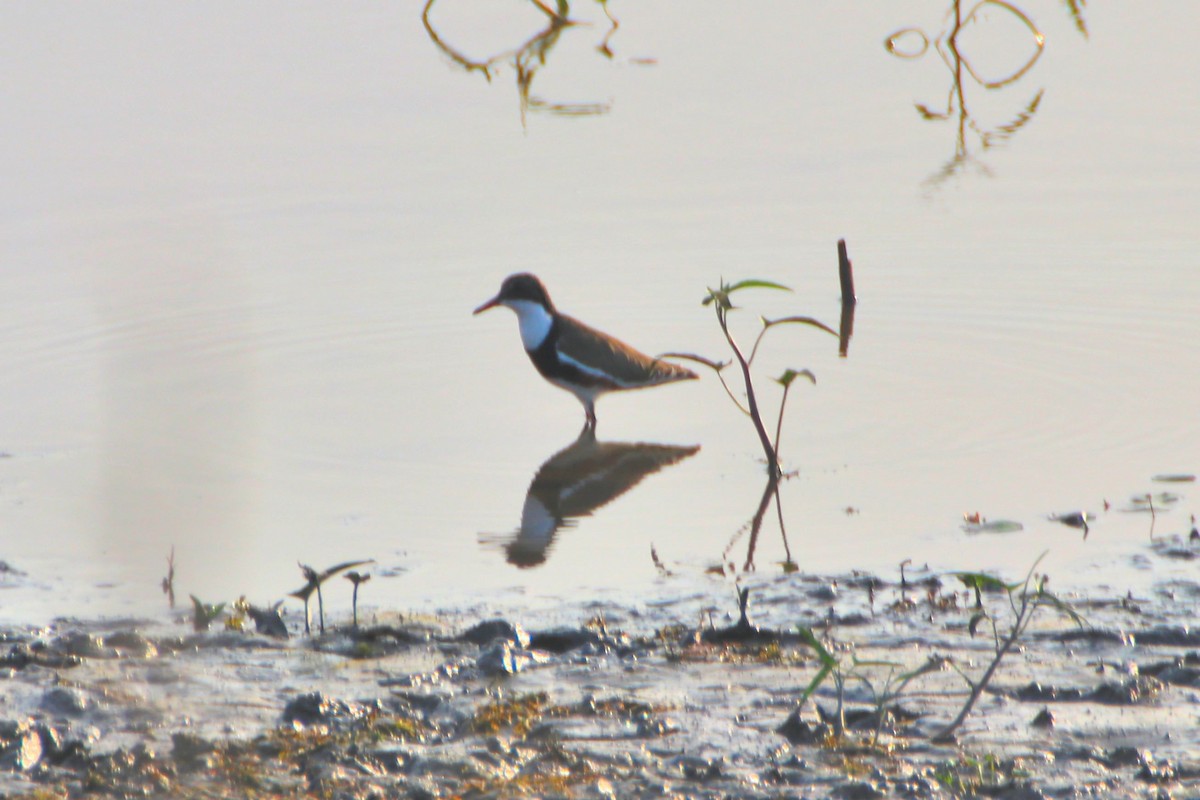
left=796, top=628, right=946, bottom=747
left=189, top=595, right=225, bottom=632
left=668, top=279, right=836, bottom=478
left=793, top=554, right=1085, bottom=748
left=933, top=553, right=1085, bottom=742
left=933, top=753, right=1016, bottom=795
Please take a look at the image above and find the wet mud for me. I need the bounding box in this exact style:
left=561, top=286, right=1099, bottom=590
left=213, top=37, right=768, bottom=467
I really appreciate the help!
left=3, top=571, right=1200, bottom=799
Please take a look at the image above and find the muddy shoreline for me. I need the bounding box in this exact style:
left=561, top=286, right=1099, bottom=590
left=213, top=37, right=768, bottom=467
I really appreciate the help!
left=3, top=566, right=1200, bottom=799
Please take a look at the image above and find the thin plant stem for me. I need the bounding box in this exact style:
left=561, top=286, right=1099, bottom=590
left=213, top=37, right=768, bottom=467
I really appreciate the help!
left=773, top=479, right=792, bottom=566
left=716, top=303, right=779, bottom=476
left=748, top=322, right=771, bottom=365
left=773, top=382, right=792, bottom=460
left=716, top=370, right=752, bottom=416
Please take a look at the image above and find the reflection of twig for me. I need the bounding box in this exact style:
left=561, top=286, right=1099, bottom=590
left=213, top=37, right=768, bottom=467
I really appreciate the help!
left=422, top=0, right=614, bottom=125
left=422, top=0, right=568, bottom=80
left=721, top=475, right=795, bottom=574
left=978, top=89, right=1043, bottom=147
left=948, top=1, right=1044, bottom=90
left=773, top=482, right=795, bottom=571
left=1061, top=0, right=1088, bottom=38
left=596, top=0, right=619, bottom=59
left=741, top=477, right=777, bottom=571
left=1146, top=493, right=1156, bottom=540
left=161, top=546, right=176, bottom=609
left=887, top=0, right=1057, bottom=191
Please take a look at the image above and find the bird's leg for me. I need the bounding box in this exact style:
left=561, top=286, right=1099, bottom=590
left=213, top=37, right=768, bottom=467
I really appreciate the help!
left=584, top=400, right=597, bottom=432
left=316, top=585, right=325, bottom=634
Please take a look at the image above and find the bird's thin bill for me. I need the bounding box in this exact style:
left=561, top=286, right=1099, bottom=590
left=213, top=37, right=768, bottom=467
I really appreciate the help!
left=473, top=296, right=501, bottom=315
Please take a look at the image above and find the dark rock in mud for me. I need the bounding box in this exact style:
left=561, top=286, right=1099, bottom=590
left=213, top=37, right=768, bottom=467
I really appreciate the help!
left=1137, top=758, right=1178, bottom=784
left=0, top=719, right=43, bottom=772
left=1133, top=626, right=1200, bottom=647
left=458, top=619, right=529, bottom=647
left=57, top=631, right=111, bottom=659
left=366, top=744, right=412, bottom=774
left=352, top=624, right=430, bottom=647
left=476, top=640, right=549, bottom=676
left=246, top=603, right=289, bottom=638
left=1091, top=675, right=1165, bottom=705
left=1015, top=676, right=1164, bottom=706
left=995, top=785, right=1049, bottom=800
left=664, top=753, right=723, bottom=781
left=41, top=686, right=92, bottom=717
left=282, top=691, right=381, bottom=730
left=1105, top=746, right=1150, bottom=767
left=2, top=641, right=80, bottom=671
left=1054, top=628, right=1130, bottom=645
left=171, top=732, right=217, bottom=771
left=1031, top=707, right=1055, bottom=728
left=777, top=707, right=831, bottom=744
left=527, top=626, right=606, bottom=653
left=831, top=779, right=887, bottom=799
left=808, top=582, right=839, bottom=601
left=1139, top=655, right=1200, bottom=687
left=84, top=743, right=174, bottom=796
left=1016, top=682, right=1088, bottom=702
left=103, top=630, right=158, bottom=657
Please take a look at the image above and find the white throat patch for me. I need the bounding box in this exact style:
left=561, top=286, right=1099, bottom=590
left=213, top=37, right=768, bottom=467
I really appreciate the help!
left=506, top=299, right=554, bottom=351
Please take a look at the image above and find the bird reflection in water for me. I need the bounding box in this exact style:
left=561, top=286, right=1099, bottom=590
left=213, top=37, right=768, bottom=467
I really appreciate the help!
left=481, top=429, right=698, bottom=567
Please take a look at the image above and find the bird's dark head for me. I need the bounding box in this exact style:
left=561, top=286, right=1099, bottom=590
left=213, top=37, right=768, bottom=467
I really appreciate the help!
left=473, top=273, right=554, bottom=315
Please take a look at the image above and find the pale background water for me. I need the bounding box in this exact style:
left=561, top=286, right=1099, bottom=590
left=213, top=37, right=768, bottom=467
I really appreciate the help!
left=1, top=1, right=1197, bottom=625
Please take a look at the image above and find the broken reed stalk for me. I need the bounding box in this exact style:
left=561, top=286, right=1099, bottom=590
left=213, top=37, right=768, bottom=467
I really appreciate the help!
left=837, top=239, right=856, bottom=307
left=837, top=239, right=856, bottom=358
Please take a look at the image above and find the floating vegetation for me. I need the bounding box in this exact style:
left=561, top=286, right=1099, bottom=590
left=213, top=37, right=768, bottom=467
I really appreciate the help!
left=961, top=518, right=1025, bottom=535
left=1151, top=473, right=1195, bottom=483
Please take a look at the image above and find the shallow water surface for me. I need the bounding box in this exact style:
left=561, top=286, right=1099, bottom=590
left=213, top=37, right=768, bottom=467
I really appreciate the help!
left=0, top=1, right=1197, bottom=624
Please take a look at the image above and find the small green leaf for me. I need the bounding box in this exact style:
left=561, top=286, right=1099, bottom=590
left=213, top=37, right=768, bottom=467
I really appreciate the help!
left=775, top=368, right=816, bottom=388
left=1033, top=590, right=1088, bottom=627
left=798, top=627, right=837, bottom=669
left=962, top=519, right=1025, bottom=535
left=848, top=656, right=903, bottom=669
left=726, top=278, right=792, bottom=294
left=1152, top=473, right=1195, bottom=483
left=799, top=662, right=834, bottom=706
left=762, top=315, right=839, bottom=337
left=190, top=594, right=225, bottom=631
left=954, top=572, right=1008, bottom=593
left=967, top=611, right=986, bottom=637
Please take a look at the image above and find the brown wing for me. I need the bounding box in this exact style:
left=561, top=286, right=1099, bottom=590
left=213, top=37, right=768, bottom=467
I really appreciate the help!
left=557, top=315, right=697, bottom=388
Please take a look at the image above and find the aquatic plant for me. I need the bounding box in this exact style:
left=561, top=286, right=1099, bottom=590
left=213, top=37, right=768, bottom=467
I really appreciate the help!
left=789, top=554, right=1085, bottom=747
left=795, top=627, right=946, bottom=747
left=288, top=559, right=374, bottom=635
left=189, top=595, right=225, bottom=632
left=933, top=554, right=1085, bottom=742
left=345, top=571, right=372, bottom=629
left=669, top=279, right=835, bottom=478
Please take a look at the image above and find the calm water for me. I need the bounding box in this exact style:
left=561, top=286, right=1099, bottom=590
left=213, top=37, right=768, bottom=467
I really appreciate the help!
left=1, top=2, right=1197, bottom=624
